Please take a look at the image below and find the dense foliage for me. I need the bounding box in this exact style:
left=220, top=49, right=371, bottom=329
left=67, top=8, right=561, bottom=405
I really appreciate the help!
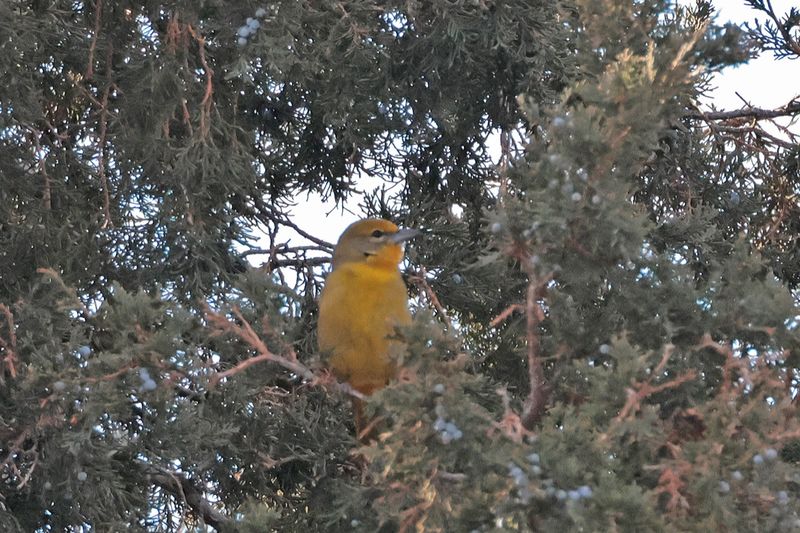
left=1, top=0, right=799, bottom=531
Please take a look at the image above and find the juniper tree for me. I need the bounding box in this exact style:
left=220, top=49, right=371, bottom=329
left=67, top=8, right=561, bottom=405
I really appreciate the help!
left=1, top=0, right=799, bottom=531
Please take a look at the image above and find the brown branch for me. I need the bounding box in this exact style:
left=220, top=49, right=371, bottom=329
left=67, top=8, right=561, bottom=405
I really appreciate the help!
left=186, top=25, right=214, bottom=137
left=85, top=0, right=103, bottom=80
left=408, top=267, right=452, bottom=329
left=603, top=370, right=697, bottom=440
left=498, top=128, right=510, bottom=201
left=204, top=305, right=314, bottom=387
left=520, top=271, right=554, bottom=430
left=84, top=362, right=137, bottom=384
left=252, top=197, right=334, bottom=250
left=97, top=45, right=113, bottom=229
left=28, top=128, right=51, bottom=210
left=0, top=304, right=18, bottom=379
left=146, top=465, right=233, bottom=532
left=202, top=305, right=364, bottom=400
left=687, top=99, right=800, bottom=122
left=265, top=256, right=330, bottom=271
left=489, top=303, right=524, bottom=328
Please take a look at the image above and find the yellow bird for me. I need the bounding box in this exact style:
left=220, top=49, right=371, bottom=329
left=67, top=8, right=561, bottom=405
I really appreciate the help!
left=318, top=219, right=419, bottom=398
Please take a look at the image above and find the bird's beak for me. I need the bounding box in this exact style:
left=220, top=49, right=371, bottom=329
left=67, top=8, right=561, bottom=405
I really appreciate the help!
left=389, top=228, right=421, bottom=244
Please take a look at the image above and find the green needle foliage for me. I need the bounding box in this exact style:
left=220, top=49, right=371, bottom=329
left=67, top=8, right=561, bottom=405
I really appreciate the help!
left=1, top=0, right=800, bottom=531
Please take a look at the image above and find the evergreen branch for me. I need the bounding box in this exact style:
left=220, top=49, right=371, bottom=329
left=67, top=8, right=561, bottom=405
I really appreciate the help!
left=145, top=464, right=233, bottom=532
left=745, top=0, right=800, bottom=57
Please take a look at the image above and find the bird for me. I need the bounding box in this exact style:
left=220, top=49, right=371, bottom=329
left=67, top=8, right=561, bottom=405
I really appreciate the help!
left=317, top=219, right=419, bottom=431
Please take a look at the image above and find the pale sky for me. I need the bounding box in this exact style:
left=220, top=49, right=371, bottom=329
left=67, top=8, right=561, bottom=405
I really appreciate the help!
left=268, top=1, right=800, bottom=257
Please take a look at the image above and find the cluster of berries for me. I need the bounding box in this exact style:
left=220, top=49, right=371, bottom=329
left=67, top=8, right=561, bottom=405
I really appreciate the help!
left=236, top=8, right=268, bottom=46
left=138, top=367, right=157, bottom=392
left=432, top=385, right=463, bottom=443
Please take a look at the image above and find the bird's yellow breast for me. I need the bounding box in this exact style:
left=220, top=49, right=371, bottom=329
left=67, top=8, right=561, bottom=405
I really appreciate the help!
left=318, top=261, right=411, bottom=395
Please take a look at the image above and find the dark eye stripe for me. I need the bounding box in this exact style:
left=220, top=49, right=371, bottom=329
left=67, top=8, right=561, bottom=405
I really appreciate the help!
left=371, top=229, right=384, bottom=238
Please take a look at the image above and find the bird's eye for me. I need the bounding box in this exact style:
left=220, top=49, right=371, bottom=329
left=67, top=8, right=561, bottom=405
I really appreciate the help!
left=371, top=229, right=384, bottom=238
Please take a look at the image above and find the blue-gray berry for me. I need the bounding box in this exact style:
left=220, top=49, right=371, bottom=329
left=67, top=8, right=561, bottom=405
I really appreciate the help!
left=578, top=485, right=593, bottom=498
left=432, top=383, right=445, bottom=395
left=718, top=481, right=730, bottom=493
left=731, top=470, right=744, bottom=481
left=255, top=7, right=267, bottom=17
left=765, top=448, right=778, bottom=460
left=76, top=345, right=91, bottom=357
left=753, top=454, right=764, bottom=465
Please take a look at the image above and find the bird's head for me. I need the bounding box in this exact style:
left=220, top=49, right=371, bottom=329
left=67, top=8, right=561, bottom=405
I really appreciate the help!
left=332, top=219, right=419, bottom=269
